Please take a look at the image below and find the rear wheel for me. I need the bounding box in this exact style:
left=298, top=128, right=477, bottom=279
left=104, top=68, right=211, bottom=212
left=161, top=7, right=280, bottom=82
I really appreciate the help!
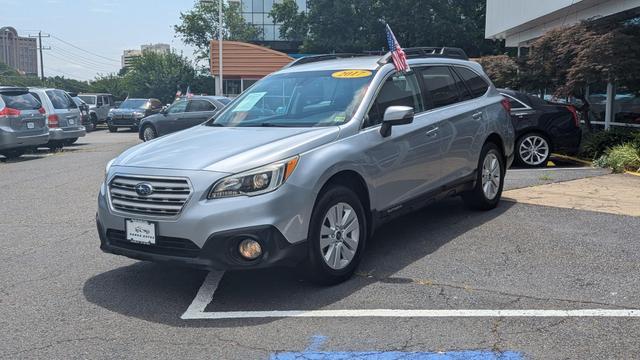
left=0, top=148, right=26, bottom=159
left=142, top=125, right=157, bottom=141
left=108, top=125, right=117, bottom=133
left=462, top=142, right=505, bottom=211
left=305, top=185, right=367, bottom=285
left=516, top=133, right=551, bottom=167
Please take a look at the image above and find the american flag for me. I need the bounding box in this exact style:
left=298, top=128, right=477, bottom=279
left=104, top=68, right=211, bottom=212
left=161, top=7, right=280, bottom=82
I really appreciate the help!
left=385, top=24, right=410, bottom=72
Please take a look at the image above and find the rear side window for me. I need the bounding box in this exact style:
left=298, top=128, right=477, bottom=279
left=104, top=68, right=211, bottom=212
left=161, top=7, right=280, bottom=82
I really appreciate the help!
left=366, top=72, right=424, bottom=127
left=188, top=100, right=216, bottom=112
left=504, top=95, right=527, bottom=110
left=46, top=90, right=77, bottom=109
left=418, top=66, right=459, bottom=109
left=1, top=92, right=41, bottom=110
left=455, top=67, right=489, bottom=98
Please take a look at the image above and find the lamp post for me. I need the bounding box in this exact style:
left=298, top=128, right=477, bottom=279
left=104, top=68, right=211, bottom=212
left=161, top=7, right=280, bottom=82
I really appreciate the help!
left=201, top=0, right=224, bottom=96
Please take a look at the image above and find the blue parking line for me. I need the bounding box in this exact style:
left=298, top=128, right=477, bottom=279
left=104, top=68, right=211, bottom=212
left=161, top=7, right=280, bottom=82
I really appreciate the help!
left=271, top=335, right=523, bottom=359
left=271, top=350, right=523, bottom=359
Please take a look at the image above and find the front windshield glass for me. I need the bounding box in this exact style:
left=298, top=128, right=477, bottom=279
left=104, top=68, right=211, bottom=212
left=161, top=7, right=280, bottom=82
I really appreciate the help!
left=212, top=70, right=375, bottom=127
left=79, top=95, right=96, bottom=105
left=119, top=99, right=149, bottom=109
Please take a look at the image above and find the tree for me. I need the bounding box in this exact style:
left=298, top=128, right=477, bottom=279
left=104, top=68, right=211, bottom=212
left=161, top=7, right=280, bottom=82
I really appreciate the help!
left=477, top=55, right=519, bottom=89
left=123, top=51, right=197, bottom=104
left=270, top=0, right=309, bottom=42
left=88, top=74, right=128, bottom=100
left=270, top=0, right=503, bottom=55
left=174, top=0, right=261, bottom=60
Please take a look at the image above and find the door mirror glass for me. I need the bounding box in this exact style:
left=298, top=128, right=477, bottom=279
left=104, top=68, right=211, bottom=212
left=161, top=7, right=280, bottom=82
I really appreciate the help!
left=380, top=106, right=414, bottom=137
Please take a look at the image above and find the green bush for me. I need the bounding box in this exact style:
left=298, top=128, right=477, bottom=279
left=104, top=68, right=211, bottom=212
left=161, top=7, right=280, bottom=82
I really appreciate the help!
left=580, top=129, right=639, bottom=159
left=594, top=143, right=640, bottom=173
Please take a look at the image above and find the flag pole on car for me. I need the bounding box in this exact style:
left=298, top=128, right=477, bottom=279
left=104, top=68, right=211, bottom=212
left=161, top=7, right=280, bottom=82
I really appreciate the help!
left=385, top=24, right=410, bottom=73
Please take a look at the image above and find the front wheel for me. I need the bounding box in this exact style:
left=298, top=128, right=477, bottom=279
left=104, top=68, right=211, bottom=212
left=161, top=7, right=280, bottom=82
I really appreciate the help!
left=142, top=125, right=157, bottom=141
left=305, top=185, right=367, bottom=285
left=462, top=142, right=505, bottom=211
left=108, top=125, right=117, bottom=133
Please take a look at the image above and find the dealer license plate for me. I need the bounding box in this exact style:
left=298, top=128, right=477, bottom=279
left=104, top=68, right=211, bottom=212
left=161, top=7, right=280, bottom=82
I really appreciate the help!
left=125, top=219, right=156, bottom=245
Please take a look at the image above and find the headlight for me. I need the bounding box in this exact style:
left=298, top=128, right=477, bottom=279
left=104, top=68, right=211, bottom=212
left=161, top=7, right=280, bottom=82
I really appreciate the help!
left=105, top=158, right=115, bottom=178
left=133, top=111, right=145, bottom=118
left=207, top=156, right=299, bottom=199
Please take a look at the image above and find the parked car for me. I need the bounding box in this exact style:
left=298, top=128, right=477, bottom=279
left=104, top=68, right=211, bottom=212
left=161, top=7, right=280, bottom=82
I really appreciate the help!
left=0, top=86, right=49, bottom=159
left=138, top=96, right=230, bottom=141
left=500, top=89, right=581, bottom=167
left=29, top=88, right=86, bottom=148
left=98, top=48, right=515, bottom=285
left=78, top=93, right=114, bottom=128
left=106, top=98, right=163, bottom=133
left=68, top=92, right=92, bottom=131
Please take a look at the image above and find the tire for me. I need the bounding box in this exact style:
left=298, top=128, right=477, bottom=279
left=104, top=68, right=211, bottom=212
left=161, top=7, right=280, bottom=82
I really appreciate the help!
left=305, top=185, right=367, bottom=285
left=462, top=142, right=505, bottom=211
left=47, top=142, right=63, bottom=152
left=108, top=125, right=117, bottom=133
left=130, top=126, right=139, bottom=132
left=515, top=132, right=551, bottom=167
left=142, top=125, right=157, bottom=141
left=1, top=148, right=26, bottom=159
left=63, top=138, right=78, bottom=146
left=89, top=114, right=98, bottom=132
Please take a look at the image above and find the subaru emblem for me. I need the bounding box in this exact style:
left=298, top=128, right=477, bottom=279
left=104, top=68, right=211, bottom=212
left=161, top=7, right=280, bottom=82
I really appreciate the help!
left=135, top=183, right=154, bottom=196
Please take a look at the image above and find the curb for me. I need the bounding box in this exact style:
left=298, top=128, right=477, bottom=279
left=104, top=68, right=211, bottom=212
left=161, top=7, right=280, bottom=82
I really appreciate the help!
left=625, top=171, right=640, bottom=177
left=551, top=153, right=593, bottom=166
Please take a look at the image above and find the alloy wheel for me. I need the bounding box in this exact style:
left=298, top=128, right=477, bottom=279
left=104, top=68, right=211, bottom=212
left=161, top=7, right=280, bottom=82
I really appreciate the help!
left=320, top=202, right=360, bottom=270
left=519, top=135, right=549, bottom=166
left=143, top=127, right=156, bottom=141
left=481, top=152, right=501, bottom=200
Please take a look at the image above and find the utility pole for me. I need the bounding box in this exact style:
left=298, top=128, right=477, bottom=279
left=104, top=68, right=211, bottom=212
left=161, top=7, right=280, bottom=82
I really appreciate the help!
left=200, top=0, right=224, bottom=96
left=29, top=31, right=50, bottom=80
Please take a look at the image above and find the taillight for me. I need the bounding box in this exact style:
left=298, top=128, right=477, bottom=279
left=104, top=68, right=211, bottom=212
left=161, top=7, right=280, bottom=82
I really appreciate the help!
left=48, top=114, right=59, bottom=128
left=0, top=107, right=21, bottom=116
left=501, top=98, right=511, bottom=113
left=567, top=105, right=580, bottom=127
left=38, top=107, right=46, bottom=114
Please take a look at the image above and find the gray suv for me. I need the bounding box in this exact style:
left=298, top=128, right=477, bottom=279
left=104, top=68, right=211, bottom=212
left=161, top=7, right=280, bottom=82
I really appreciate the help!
left=97, top=48, right=515, bottom=284
left=0, top=87, right=49, bottom=158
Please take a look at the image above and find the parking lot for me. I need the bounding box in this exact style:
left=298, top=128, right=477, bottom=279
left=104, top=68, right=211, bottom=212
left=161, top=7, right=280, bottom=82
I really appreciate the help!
left=1, top=130, right=639, bottom=359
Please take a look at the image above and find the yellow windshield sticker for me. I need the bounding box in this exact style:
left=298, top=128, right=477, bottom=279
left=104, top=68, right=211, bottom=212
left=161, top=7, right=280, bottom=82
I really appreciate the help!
left=331, top=70, right=372, bottom=79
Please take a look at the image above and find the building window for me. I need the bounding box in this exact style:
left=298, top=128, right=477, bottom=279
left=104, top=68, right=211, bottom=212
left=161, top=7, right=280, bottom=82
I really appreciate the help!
left=224, top=79, right=242, bottom=96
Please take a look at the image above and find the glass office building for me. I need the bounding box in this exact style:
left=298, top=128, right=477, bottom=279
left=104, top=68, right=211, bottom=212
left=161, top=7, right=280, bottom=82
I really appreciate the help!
left=230, top=0, right=308, bottom=46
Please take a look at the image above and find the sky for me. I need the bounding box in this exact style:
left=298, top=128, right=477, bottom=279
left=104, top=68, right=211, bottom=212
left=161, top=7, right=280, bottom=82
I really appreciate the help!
left=1, top=0, right=199, bottom=80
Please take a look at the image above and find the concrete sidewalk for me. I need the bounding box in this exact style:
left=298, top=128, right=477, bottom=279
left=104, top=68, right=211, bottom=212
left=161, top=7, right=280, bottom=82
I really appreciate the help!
left=503, top=173, right=640, bottom=217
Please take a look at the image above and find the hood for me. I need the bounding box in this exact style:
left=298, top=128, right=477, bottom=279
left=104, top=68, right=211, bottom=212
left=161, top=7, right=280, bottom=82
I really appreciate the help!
left=115, top=124, right=340, bottom=173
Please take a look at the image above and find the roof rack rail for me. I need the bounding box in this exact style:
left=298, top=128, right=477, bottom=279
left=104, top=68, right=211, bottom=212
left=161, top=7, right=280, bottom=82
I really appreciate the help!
left=377, top=47, right=469, bottom=65
left=283, top=53, right=373, bottom=68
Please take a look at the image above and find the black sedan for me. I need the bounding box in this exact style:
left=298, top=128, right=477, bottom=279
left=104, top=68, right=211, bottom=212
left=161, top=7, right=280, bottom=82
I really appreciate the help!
left=500, top=89, right=582, bottom=167
left=107, top=98, right=163, bottom=132
left=138, top=96, right=230, bottom=141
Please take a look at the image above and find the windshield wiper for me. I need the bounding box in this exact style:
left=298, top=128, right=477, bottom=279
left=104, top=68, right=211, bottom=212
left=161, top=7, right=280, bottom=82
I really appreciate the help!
left=208, top=123, right=224, bottom=127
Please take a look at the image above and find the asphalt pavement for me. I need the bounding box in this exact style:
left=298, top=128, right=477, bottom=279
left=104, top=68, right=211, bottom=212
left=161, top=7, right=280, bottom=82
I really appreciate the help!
left=1, top=130, right=638, bottom=359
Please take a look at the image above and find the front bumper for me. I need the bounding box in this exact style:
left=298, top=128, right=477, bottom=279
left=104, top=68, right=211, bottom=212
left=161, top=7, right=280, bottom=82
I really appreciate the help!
left=96, top=166, right=315, bottom=270
left=0, top=129, right=49, bottom=150
left=108, top=117, right=142, bottom=128
left=49, top=126, right=86, bottom=141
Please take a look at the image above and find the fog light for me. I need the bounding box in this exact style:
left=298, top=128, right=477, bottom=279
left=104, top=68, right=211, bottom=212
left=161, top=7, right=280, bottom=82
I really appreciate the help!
left=238, top=239, right=262, bottom=260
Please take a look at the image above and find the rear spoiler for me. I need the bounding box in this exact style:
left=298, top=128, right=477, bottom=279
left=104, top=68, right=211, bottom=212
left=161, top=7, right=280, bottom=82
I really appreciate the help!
left=0, top=87, right=29, bottom=94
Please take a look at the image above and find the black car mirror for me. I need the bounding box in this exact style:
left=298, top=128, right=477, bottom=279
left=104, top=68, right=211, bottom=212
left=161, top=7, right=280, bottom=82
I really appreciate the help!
left=380, top=106, right=414, bottom=137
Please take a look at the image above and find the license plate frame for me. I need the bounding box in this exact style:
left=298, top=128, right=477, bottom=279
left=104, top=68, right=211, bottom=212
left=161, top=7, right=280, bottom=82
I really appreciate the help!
left=125, top=219, right=157, bottom=245
left=27, top=122, right=35, bottom=129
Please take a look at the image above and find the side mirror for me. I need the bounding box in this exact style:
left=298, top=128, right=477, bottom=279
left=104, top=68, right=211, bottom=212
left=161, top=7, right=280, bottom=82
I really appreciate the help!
left=161, top=106, right=168, bottom=114
left=380, top=106, right=414, bottom=137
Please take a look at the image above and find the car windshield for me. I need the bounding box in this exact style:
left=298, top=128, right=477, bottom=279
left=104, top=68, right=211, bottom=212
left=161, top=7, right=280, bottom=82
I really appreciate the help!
left=46, top=90, right=77, bottom=109
left=211, top=70, right=375, bottom=127
left=119, top=99, right=149, bottom=109
left=1, top=92, right=41, bottom=110
left=79, top=95, right=96, bottom=105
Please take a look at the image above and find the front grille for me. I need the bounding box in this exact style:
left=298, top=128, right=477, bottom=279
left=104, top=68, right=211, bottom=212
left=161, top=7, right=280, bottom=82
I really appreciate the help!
left=106, top=229, right=200, bottom=258
left=108, top=175, right=191, bottom=217
left=112, top=118, right=135, bottom=125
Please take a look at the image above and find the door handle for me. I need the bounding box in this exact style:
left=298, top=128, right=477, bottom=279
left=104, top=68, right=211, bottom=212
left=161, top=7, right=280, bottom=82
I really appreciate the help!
left=472, top=111, right=483, bottom=120
left=425, top=127, right=439, bottom=137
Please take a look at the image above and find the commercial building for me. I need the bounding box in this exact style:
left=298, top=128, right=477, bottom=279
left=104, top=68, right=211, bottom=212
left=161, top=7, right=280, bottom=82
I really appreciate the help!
left=121, top=43, right=171, bottom=70
left=228, top=0, right=308, bottom=53
left=0, top=26, right=38, bottom=75
left=210, top=40, right=292, bottom=97
left=486, top=0, right=640, bottom=128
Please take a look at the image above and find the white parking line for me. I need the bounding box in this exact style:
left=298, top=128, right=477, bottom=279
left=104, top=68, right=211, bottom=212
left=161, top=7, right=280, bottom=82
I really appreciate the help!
left=507, top=167, right=594, bottom=172
left=181, top=272, right=640, bottom=320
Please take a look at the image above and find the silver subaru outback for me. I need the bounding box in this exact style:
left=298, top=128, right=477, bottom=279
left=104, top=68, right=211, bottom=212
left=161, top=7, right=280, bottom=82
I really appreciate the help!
left=97, top=47, right=515, bottom=285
